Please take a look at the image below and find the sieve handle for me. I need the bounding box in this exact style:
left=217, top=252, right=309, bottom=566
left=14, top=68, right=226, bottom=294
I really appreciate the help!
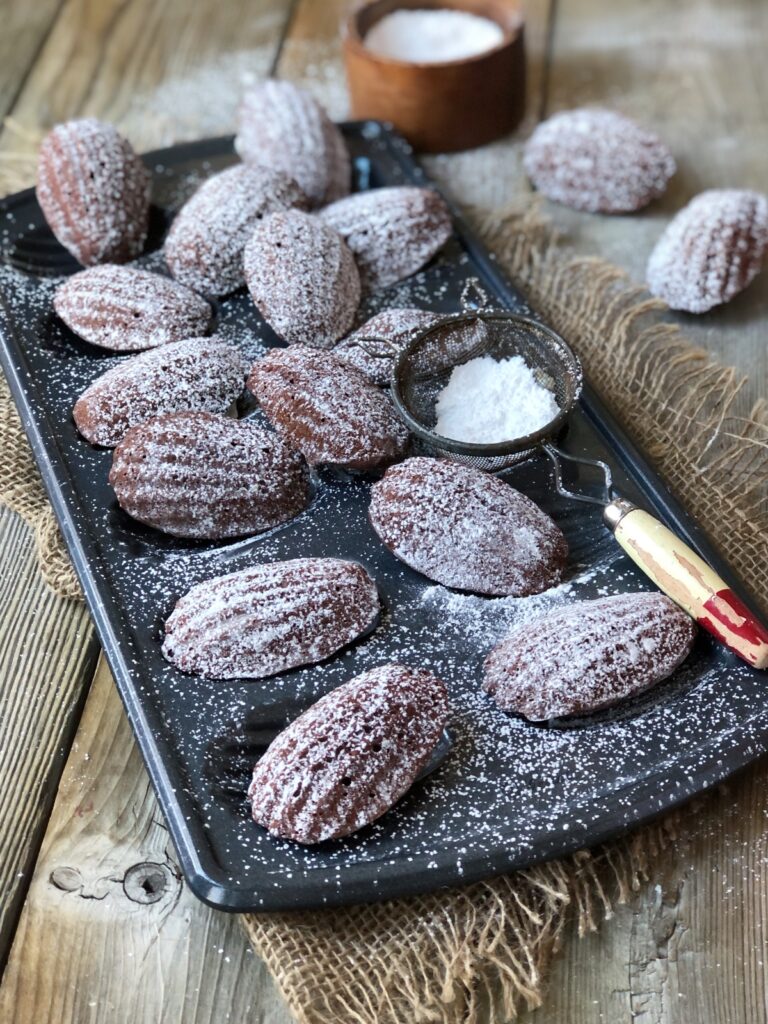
left=604, top=499, right=768, bottom=669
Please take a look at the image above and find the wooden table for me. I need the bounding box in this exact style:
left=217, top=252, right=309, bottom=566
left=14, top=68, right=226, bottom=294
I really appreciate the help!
left=0, top=1, right=766, bottom=1021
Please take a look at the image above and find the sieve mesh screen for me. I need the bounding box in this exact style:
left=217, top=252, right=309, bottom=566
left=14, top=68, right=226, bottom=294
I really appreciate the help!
left=392, top=313, right=583, bottom=471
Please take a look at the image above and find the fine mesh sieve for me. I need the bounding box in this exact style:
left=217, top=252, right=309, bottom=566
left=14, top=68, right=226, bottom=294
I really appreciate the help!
left=390, top=311, right=587, bottom=475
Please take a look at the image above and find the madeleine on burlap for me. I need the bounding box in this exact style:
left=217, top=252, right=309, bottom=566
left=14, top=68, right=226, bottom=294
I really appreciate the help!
left=369, top=456, right=568, bottom=596
left=109, top=411, right=309, bottom=539
left=248, top=662, right=449, bottom=843
left=646, top=188, right=768, bottom=312
left=523, top=108, right=675, bottom=213
left=247, top=345, right=409, bottom=470
left=320, top=186, right=453, bottom=291
left=484, top=592, right=697, bottom=720
left=73, top=336, right=248, bottom=447
left=54, top=264, right=212, bottom=352
left=163, top=557, right=380, bottom=679
left=235, top=79, right=350, bottom=207
left=37, top=118, right=151, bottom=265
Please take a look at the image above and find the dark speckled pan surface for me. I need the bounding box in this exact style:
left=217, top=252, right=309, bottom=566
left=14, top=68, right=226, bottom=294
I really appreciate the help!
left=0, top=124, right=766, bottom=912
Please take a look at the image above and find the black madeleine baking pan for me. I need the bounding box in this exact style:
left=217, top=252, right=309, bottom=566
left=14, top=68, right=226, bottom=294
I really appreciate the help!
left=0, top=123, right=766, bottom=912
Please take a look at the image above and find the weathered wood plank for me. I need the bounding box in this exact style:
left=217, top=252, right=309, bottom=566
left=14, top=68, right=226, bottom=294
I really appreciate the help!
left=0, top=0, right=62, bottom=121
left=0, top=0, right=295, bottom=188
left=518, top=765, right=768, bottom=1024
left=0, top=656, right=294, bottom=1024
left=0, top=14, right=88, bottom=966
left=0, top=0, right=295, bottom=1004
left=0, top=505, right=98, bottom=967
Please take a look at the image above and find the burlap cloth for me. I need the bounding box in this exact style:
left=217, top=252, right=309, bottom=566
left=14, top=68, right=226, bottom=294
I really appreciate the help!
left=2, top=137, right=767, bottom=1024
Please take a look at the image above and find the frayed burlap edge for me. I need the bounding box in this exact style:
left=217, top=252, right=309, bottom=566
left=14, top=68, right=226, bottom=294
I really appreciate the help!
left=1, top=189, right=766, bottom=1022
left=243, top=815, right=682, bottom=1024
left=0, top=378, right=82, bottom=600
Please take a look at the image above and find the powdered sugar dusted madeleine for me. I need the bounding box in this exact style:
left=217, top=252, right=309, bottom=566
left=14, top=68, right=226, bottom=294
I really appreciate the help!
left=54, top=265, right=212, bottom=352
left=164, top=163, right=307, bottom=296
left=37, top=118, right=151, bottom=265
left=235, top=79, right=350, bottom=207
left=647, top=189, right=768, bottom=313
left=109, top=411, right=309, bottom=539
left=320, top=186, right=453, bottom=291
left=244, top=210, right=360, bottom=348
left=334, top=308, right=443, bottom=385
left=248, top=663, right=449, bottom=843
left=73, top=337, right=248, bottom=447
left=369, top=457, right=567, bottom=596
left=523, top=108, right=675, bottom=213
left=247, top=346, right=409, bottom=471
left=483, top=592, right=696, bottom=720
left=162, top=558, right=380, bottom=680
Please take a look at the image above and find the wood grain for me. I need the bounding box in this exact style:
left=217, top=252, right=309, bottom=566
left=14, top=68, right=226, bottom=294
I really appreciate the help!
left=0, top=656, right=293, bottom=1024
left=0, top=0, right=294, bottom=1008
left=0, top=0, right=61, bottom=120
left=0, top=506, right=98, bottom=967
left=517, top=763, right=768, bottom=1024
left=0, top=0, right=295, bottom=183
left=0, top=3, right=89, bottom=954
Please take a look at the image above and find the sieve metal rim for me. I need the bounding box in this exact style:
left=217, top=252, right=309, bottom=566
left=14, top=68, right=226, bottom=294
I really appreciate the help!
left=390, top=311, right=584, bottom=458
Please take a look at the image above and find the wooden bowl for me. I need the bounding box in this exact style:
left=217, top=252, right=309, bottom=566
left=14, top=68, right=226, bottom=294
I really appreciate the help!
left=343, top=0, right=526, bottom=153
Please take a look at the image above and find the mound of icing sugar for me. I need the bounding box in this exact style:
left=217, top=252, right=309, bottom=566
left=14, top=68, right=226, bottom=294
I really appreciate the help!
left=434, top=354, right=560, bottom=443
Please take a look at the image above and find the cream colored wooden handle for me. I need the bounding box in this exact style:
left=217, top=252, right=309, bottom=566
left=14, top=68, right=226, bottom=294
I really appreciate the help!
left=608, top=505, right=768, bottom=669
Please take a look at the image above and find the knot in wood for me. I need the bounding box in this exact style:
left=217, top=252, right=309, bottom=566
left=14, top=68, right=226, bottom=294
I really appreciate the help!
left=122, top=862, right=173, bottom=904
left=50, top=866, right=83, bottom=892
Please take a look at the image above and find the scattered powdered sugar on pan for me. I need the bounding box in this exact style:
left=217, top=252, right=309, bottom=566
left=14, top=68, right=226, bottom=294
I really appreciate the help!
left=2, top=136, right=766, bottom=908
left=421, top=578, right=575, bottom=649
